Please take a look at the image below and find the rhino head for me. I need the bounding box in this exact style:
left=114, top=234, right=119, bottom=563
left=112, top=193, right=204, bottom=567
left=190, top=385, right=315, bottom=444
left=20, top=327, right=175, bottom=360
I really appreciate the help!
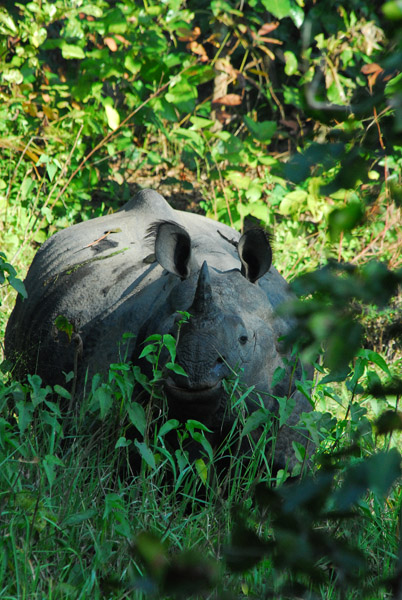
left=138, top=220, right=290, bottom=429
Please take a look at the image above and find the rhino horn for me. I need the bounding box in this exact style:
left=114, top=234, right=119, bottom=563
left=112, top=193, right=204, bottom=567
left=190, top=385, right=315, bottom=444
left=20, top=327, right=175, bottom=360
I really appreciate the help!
left=191, top=261, right=214, bottom=314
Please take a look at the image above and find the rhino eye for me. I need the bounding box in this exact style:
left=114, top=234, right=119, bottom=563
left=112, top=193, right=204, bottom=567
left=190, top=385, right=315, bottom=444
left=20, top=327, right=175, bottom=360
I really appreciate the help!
left=239, top=335, right=248, bottom=345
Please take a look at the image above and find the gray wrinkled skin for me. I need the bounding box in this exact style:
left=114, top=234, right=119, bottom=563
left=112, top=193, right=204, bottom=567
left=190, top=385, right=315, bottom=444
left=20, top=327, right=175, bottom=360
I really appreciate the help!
left=5, top=189, right=313, bottom=470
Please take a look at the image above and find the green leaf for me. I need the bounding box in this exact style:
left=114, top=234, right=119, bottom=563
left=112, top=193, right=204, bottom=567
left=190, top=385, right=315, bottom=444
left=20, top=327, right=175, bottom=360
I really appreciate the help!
left=54, top=315, right=73, bottom=341
left=2, top=69, right=23, bottom=84
left=242, top=408, right=270, bottom=437
left=278, top=190, right=307, bottom=215
left=335, top=450, right=402, bottom=510
left=166, top=79, right=198, bottom=113
left=185, top=420, right=213, bottom=434
left=158, top=419, right=180, bottom=437
left=244, top=116, right=277, bottom=142
left=54, top=385, right=71, bottom=400
left=62, top=509, right=98, bottom=526
left=9, top=276, right=27, bottom=298
left=261, top=0, right=291, bottom=19
left=166, top=363, right=188, bottom=377
left=277, top=396, right=296, bottom=427
left=30, top=26, right=47, bottom=48
left=328, top=203, right=364, bottom=240
left=115, top=437, right=132, bottom=448
left=284, top=51, right=299, bottom=75
left=139, top=344, right=157, bottom=359
left=61, top=43, right=85, bottom=60
left=127, top=402, right=147, bottom=437
left=195, top=458, right=208, bottom=484
left=134, top=440, right=156, bottom=469
left=227, top=171, right=251, bottom=189
left=15, top=401, right=34, bottom=434
left=192, top=432, right=214, bottom=462
left=28, top=374, right=52, bottom=407
left=0, top=10, right=18, bottom=35
left=163, top=334, right=177, bottom=362
left=43, top=454, right=65, bottom=488
left=190, top=116, right=215, bottom=129
left=91, top=385, right=113, bottom=419
left=357, top=349, right=391, bottom=375
left=105, top=104, right=120, bottom=130
left=383, top=0, right=402, bottom=20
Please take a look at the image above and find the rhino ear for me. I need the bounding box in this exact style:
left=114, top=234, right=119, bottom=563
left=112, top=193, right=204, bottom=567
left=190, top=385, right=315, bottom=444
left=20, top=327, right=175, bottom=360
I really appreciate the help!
left=147, top=220, right=192, bottom=279
left=237, top=229, right=272, bottom=283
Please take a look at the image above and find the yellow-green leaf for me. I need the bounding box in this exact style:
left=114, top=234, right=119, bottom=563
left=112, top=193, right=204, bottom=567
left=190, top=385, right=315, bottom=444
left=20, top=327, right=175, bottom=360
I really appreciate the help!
left=195, top=458, right=208, bottom=484
left=105, top=104, right=120, bottom=130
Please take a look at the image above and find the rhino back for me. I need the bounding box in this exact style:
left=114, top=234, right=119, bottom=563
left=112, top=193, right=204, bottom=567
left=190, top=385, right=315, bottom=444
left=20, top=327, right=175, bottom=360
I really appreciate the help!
left=5, top=188, right=294, bottom=387
left=5, top=190, right=178, bottom=381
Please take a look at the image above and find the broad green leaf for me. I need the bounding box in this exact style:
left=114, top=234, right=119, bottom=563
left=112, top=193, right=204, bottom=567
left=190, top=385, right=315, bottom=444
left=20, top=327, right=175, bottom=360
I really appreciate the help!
left=139, top=344, right=157, bottom=359
left=242, top=408, right=270, bottom=437
left=78, top=5, right=103, bottom=17
left=54, top=385, right=71, bottom=400
left=277, top=396, right=296, bottom=427
left=335, top=449, right=402, bottom=510
left=30, top=26, right=47, bottom=48
left=61, top=43, right=85, bottom=60
left=166, top=80, right=198, bottom=113
left=3, top=69, right=23, bottom=84
left=43, top=454, right=64, bottom=488
left=227, top=171, right=251, bottom=189
left=127, top=402, right=147, bottom=437
left=357, top=349, right=391, bottom=375
left=166, top=362, right=188, bottom=377
left=284, top=51, right=298, bottom=75
left=163, top=334, right=177, bottom=362
left=28, top=373, right=52, bottom=407
left=278, top=190, right=307, bottom=215
left=292, top=441, right=306, bottom=462
left=9, top=276, right=27, bottom=298
left=0, top=10, right=18, bottom=35
left=105, top=104, right=120, bottom=130
left=190, top=116, right=215, bottom=129
left=245, top=183, right=262, bottom=202
left=158, top=419, right=180, bottom=437
left=383, top=0, right=402, bottom=19
left=248, top=202, right=269, bottom=220
left=15, top=401, right=34, bottom=434
left=62, top=509, right=98, bottom=526
left=46, top=161, right=58, bottom=182
left=54, top=315, right=73, bottom=341
left=244, top=116, right=277, bottom=142
left=261, top=0, right=291, bottom=19
left=195, top=458, right=208, bottom=484
left=134, top=440, right=156, bottom=469
left=192, top=432, right=214, bottom=461
left=91, top=385, right=113, bottom=419
left=328, top=203, right=364, bottom=240
left=186, top=420, right=212, bottom=434
left=115, top=437, right=132, bottom=448
left=271, top=366, right=287, bottom=389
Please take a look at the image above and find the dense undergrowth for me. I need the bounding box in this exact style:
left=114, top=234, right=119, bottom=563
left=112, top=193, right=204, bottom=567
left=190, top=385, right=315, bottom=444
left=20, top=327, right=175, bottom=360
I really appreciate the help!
left=1, top=0, right=402, bottom=598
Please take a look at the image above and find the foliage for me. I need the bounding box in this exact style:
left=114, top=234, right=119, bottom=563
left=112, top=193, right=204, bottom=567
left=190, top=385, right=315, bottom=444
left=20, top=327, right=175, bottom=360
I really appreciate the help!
left=1, top=0, right=402, bottom=598
left=0, top=339, right=401, bottom=599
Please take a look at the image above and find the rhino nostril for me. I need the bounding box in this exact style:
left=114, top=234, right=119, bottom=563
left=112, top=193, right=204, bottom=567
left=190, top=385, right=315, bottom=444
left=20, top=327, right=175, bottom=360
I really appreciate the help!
left=216, top=356, right=225, bottom=364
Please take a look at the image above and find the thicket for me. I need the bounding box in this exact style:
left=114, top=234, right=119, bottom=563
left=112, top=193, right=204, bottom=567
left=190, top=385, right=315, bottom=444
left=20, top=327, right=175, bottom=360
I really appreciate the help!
left=1, top=0, right=402, bottom=598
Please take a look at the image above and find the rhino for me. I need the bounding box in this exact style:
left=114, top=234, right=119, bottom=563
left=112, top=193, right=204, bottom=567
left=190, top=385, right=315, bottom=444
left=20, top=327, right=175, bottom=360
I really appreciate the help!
left=5, top=188, right=312, bottom=470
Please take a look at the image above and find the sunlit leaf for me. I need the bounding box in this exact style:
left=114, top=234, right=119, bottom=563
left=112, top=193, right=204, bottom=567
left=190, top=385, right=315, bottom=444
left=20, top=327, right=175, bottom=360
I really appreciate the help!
left=261, top=0, right=291, bottom=19
left=61, top=43, right=85, bottom=59
left=105, top=104, right=120, bottom=130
